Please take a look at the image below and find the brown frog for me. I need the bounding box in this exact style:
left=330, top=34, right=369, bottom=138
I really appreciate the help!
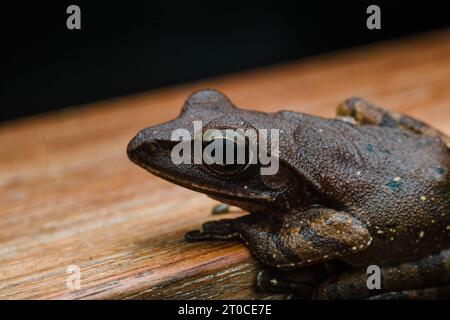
left=127, top=89, right=450, bottom=299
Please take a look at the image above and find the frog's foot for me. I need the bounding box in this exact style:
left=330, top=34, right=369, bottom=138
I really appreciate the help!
left=256, top=270, right=313, bottom=299
left=231, top=208, right=371, bottom=270
left=186, top=207, right=371, bottom=260
left=186, top=207, right=373, bottom=298
left=185, top=219, right=239, bottom=241
left=314, top=248, right=450, bottom=300
left=337, top=97, right=450, bottom=145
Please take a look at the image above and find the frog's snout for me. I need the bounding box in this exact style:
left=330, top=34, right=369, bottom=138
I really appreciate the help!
left=127, top=131, right=159, bottom=165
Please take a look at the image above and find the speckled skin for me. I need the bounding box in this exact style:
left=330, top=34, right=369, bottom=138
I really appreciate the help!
left=127, top=89, right=450, bottom=299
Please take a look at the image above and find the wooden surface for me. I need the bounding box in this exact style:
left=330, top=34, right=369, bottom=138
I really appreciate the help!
left=1, top=29, right=450, bottom=300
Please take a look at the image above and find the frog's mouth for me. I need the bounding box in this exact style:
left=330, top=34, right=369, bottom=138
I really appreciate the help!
left=128, top=146, right=273, bottom=203
left=142, top=162, right=272, bottom=202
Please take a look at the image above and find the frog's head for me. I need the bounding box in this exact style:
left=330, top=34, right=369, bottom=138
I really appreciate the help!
left=127, top=89, right=313, bottom=213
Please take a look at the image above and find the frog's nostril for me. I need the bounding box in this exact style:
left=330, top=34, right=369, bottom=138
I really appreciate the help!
left=127, top=132, right=149, bottom=160
left=127, top=136, right=160, bottom=165
left=147, top=142, right=159, bottom=153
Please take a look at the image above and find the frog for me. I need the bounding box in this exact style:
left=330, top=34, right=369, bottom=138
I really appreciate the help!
left=127, top=89, right=450, bottom=299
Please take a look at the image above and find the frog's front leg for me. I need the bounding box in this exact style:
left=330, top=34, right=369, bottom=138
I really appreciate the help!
left=231, top=208, right=371, bottom=270
left=186, top=207, right=371, bottom=272
left=185, top=219, right=239, bottom=240
left=186, top=207, right=371, bottom=298
left=315, top=249, right=450, bottom=300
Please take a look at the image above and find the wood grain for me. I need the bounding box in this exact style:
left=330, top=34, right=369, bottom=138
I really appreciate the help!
left=1, top=29, right=450, bottom=300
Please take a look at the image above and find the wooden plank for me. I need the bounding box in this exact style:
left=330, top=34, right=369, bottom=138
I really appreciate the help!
left=1, top=29, right=450, bottom=299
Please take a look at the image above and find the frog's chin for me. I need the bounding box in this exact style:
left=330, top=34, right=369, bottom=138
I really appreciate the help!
left=138, top=163, right=273, bottom=202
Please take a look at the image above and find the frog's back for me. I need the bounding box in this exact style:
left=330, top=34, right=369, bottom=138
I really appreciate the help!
left=292, top=116, right=450, bottom=266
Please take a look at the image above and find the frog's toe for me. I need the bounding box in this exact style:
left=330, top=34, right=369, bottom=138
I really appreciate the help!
left=202, top=219, right=234, bottom=232
left=337, top=97, right=383, bottom=125
left=185, top=219, right=239, bottom=241
left=185, top=230, right=207, bottom=241
left=185, top=229, right=239, bottom=241
left=256, top=270, right=313, bottom=299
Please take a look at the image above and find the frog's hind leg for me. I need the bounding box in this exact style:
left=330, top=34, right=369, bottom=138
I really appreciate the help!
left=229, top=208, right=371, bottom=270
left=314, top=248, right=450, bottom=300
left=256, top=269, right=315, bottom=299
left=367, top=286, right=450, bottom=300
left=337, top=97, right=449, bottom=145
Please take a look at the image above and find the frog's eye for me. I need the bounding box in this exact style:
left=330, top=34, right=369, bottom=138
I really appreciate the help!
left=202, top=129, right=252, bottom=175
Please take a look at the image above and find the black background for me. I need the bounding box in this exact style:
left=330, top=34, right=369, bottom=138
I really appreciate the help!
left=1, top=1, right=450, bottom=121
